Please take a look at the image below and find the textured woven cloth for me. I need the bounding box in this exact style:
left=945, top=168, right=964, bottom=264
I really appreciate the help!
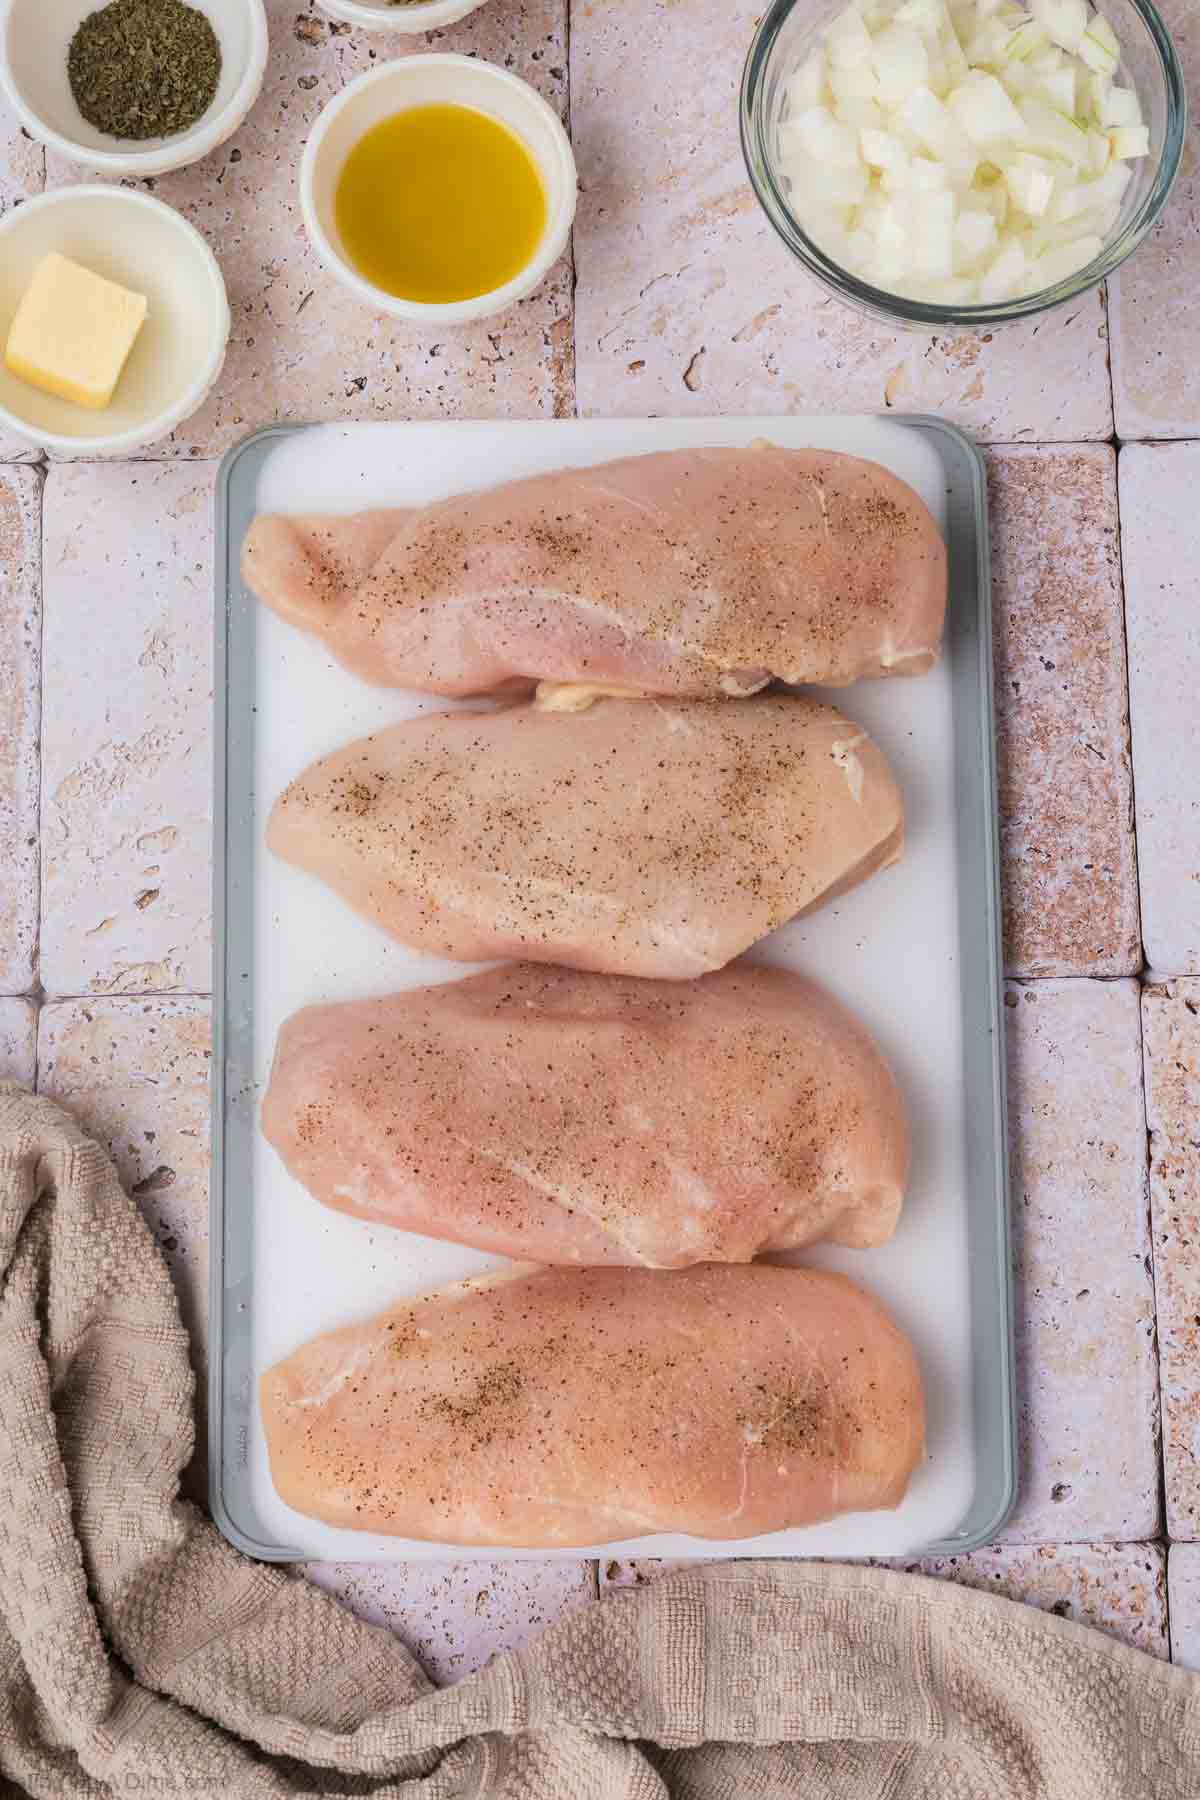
left=1, top=1082, right=1199, bottom=1800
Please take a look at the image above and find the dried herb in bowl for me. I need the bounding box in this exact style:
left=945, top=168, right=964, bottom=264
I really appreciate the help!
left=68, top=0, right=222, bottom=141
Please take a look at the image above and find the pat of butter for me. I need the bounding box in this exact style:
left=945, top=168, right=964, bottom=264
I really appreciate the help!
left=4, top=253, right=148, bottom=412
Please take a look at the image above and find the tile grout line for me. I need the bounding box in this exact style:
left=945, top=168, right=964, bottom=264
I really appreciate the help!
left=30, top=452, right=46, bottom=1089
left=1108, top=438, right=1171, bottom=1556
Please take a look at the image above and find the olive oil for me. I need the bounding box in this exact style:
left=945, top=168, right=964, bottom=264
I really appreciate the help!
left=335, top=104, right=547, bottom=305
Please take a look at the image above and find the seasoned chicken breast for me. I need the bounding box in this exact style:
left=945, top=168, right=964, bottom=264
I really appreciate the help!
left=260, top=1263, right=926, bottom=1545
left=242, top=445, right=946, bottom=700
left=263, top=963, right=910, bottom=1264
left=266, top=696, right=903, bottom=979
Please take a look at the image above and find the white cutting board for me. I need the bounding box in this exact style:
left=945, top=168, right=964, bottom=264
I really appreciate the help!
left=248, top=416, right=971, bottom=1560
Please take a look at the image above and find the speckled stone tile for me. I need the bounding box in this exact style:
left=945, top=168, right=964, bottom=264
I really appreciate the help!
left=1143, top=979, right=1200, bottom=1541
left=988, top=448, right=1139, bottom=979
left=601, top=1545, right=1168, bottom=1656
left=1168, top=1546, right=1200, bottom=1668
left=1003, top=979, right=1158, bottom=1543
left=1109, top=0, right=1200, bottom=441
left=570, top=0, right=1111, bottom=439
left=305, top=1559, right=597, bottom=1683
left=1120, top=444, right=1200, bottom=974
left=0, top=467, right=41, bottom=994
left=0, top=997, right=36, bottom=1086
left=0, top=113, right=45, bottom=461
left=0, top=106, right=42, bottom=218
left=40, top=462, right=212, bottom=998
left=42, top=0, right=572, bottom=457
left=37, top=997, right=212, bottom=1420
left=894, top=1543, right=1168, bottom=1656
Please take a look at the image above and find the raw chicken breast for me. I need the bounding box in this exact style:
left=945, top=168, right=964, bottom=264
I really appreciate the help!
left=263, top=963, right=909, bottom=1264
left=260, top=1263, right=926, bottom=1545
left=266, top=696, right=903, bottom=979
left=242, top=445, right=946, bottom=699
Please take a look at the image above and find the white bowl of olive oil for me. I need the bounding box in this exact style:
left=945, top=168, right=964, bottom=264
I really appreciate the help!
left=300, top=54, right=577, bottom=326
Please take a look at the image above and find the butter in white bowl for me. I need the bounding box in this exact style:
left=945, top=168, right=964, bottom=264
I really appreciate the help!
left=0, top=185, right=229, bottom=456
left=5, top=253, right=148, bottom=412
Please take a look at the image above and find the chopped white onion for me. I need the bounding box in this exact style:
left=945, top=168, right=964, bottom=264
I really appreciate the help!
left=775, top=0, right=1149, bottom=304
left=1109, top=123, right=1150, bottom=159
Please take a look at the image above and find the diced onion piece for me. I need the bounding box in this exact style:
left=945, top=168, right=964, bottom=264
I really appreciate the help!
left=974, top=173, right=1011, bottom=221
left=835, top=96, right=888, bottom=128
left=861, top=124, right=911, bottom=171
left=1001, top=16, right=1049, bottom=59
left=1078, top=11, right=1119, bottom=75
left=1019, top=95, right=1091, bottom=166
left=894, top=0, right=944, bottom=30
left=831, top=62, right=882, bottom=101
left=1087, top=128, right=1111, bottom=172
left=1101, top=83, right=1142, bottom=128
left=1025, top=231, right=1103, bottom=289
left=1091, top=158, right=1133, bottom=208
left=1029, top=0, right=1086, bottom=52
left=827, top=162, right=872, bottom=203
left=954, top=206, right=999, bottom=268
left=946, top=70, right=1027, bottom=142
left=1038, top=66, right=1076, bottom=113
left=783, top=104, right=862, bottom=167
left=828, top=3, right=875, bottom=66
left=897, top=83, right=979, bottom=184
left=979, top=239, right=1027, bottom=299
left=910, top=188, right=956, bottom=276
left=789, top=47, right=829, bottom=112
left=1109, top=123, right=1149, bottom=159
left=871, top=23, right=931, bottom=106
left=1052, top=176, right=1100, bottom=219
left=1004, top=154, right=1057, bottom=213
left=876, top=197, right=914, bottom=258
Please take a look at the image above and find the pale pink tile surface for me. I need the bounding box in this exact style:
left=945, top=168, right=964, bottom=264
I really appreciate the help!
left=570, top=0, right=1111, bottom=439
left=0, top=467, right=40, bottom=993
left=600, top=1545, right=1168, bottom=1657
left=0, top=997, right=36, bottom=1086
left=1143, top=979, right=1200, bottom=1541
left=42, top=0, right=572, bottom=457
left=1109, top=0, right=1200, bottom=441
left=37, top=997, right=213, bottom=1374
left=1168, top=1546, right=1200, bottom=1670
left=40, top=462, right=213, bottom=998
left=305, top=1559, right=596, bottom=1683
left=988, top=448, right=1140, bottom=979
left=0, top=115, right=42, bottom=223
left=1002, top=979, right=1158, bottom=1544
left=1119, top=444, right=1200, bottom=974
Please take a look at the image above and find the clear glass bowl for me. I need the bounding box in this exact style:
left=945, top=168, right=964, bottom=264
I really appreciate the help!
left=740, top=0, right=1186, bottom=330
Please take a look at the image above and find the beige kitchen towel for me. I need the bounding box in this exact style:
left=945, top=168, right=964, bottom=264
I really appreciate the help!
left=1, top=1081, right=1198, bottom=1800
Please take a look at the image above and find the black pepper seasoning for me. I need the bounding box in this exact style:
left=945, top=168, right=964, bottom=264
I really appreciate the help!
left=68, top=0, right=222, bottom=142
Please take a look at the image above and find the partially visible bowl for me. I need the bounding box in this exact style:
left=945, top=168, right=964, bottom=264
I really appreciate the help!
left=741, top=0, right=1186, bottom=331
left=0, top=186, right=230, bottom=455
left=315, top=0, right=488, bottom=32
left=301, top=54, right=577, bottom=326
left=0, top=0, right=268, bottom=177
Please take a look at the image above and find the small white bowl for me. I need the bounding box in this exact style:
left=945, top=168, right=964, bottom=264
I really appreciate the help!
left=301, top=54, right=577, bottom=326
left=0, top=186, right=230, bottom=455
left=316, top=0, right=487, bottom=31
left=0, top=0, right=268, bottom=178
